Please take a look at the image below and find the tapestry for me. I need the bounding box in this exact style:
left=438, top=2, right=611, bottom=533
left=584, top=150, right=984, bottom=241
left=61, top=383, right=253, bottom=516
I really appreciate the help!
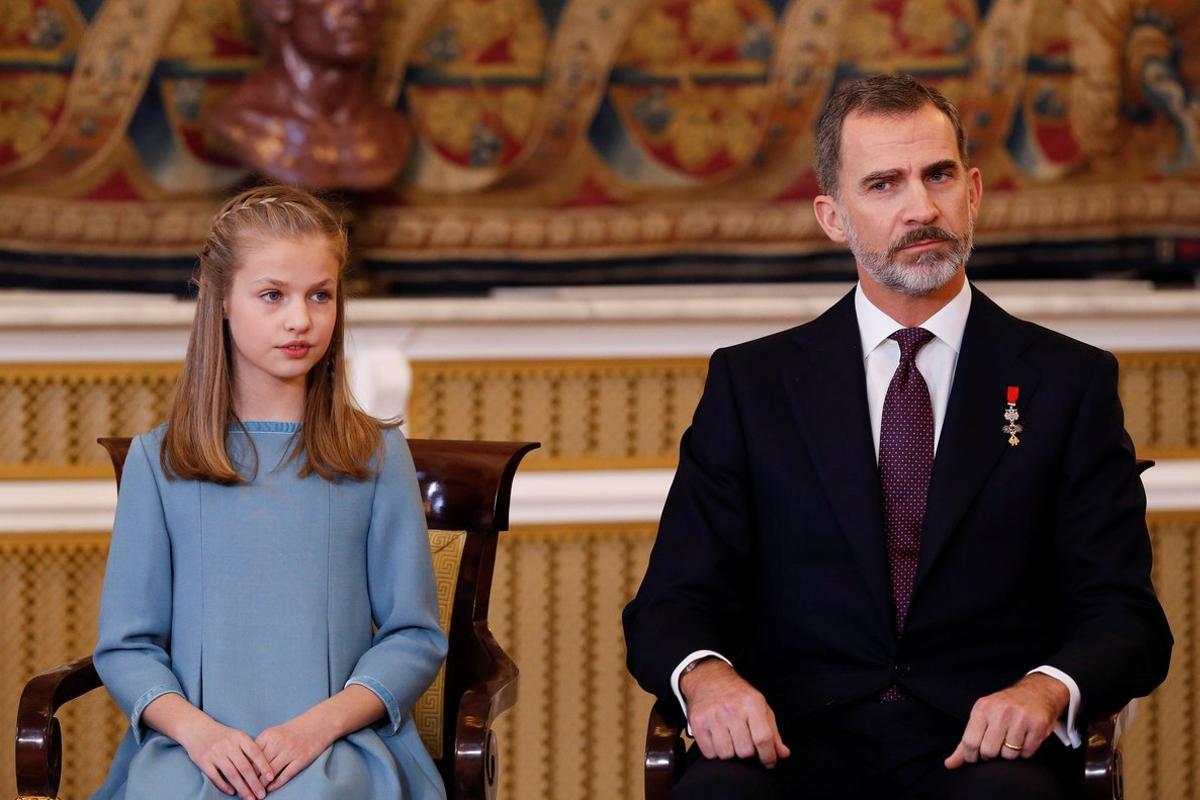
left=0, top=0, right=1197, bottom=292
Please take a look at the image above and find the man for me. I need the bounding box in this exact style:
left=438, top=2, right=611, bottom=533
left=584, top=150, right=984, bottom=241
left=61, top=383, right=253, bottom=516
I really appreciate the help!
left=622, top=74, right=1172, bottom=799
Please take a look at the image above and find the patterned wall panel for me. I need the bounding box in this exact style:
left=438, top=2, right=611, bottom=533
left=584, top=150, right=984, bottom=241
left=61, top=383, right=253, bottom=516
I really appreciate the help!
left=0, top=533, right=124, bottom=800
left=407, top=358, right=707, bottom=469
left=2, top=354, right=1199, bottom=478
left=0, top=363, right=178, bottom=479
left=487, top=525, right=658, bottom=800
left=2, top=518, right=1196, bottom=800
left=1121, top=513, right=1200, bottom=800
left=1118, top=353, right=1200, bottom=460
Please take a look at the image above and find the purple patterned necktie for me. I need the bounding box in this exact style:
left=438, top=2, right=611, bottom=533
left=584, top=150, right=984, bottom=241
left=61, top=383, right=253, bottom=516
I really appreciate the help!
left=879, top=327, right=935, bottom=702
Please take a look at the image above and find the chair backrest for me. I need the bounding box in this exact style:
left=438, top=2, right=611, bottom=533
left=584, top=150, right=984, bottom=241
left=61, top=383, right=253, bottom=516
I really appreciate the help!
left=97, top=434, right=538, bottom=787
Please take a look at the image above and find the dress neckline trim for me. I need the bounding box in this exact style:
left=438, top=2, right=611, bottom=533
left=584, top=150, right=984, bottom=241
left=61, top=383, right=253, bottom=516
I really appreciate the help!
left=227, top=421, right=302, bottom=433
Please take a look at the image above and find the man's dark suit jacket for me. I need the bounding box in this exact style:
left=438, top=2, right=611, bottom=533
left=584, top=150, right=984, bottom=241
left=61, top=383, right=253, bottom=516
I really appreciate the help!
left=623, top=285, right=1172, bottom=730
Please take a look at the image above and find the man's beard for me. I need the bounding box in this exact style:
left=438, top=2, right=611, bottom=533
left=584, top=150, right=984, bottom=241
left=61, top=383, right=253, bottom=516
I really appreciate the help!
left=844, top=216, right=975, bottom=297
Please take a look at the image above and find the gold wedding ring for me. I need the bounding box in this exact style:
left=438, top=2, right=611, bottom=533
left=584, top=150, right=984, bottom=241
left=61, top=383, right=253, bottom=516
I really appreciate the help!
left=1002, top=741, right=1022, bottom=751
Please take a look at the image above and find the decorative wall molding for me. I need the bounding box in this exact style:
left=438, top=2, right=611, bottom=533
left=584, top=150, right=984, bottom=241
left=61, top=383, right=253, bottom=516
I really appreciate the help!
left=357, top=182, right=1200, bottom=260
left=0, top=481, right=115, bottom=532
left=4, top=460, right=1197, bottom=534
left=5, top=283, right=1200, bottom=356
left=1, top=184, right=1198, bottom=260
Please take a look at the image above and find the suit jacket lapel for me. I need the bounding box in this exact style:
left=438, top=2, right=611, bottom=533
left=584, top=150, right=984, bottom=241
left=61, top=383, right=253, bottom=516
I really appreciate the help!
left=914, top=287, right=1039, bottom=591
left=783, top=290, right=891, bottom=619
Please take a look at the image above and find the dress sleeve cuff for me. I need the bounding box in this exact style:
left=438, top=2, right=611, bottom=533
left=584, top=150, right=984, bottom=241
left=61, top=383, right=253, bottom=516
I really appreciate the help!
left=346, top=676, right=402, bottom=735
left=1028, top=665, right=1082, bottom=748
left=671, top=650, right=733, bottom=737
left=130, top=685, right=182, bottom=745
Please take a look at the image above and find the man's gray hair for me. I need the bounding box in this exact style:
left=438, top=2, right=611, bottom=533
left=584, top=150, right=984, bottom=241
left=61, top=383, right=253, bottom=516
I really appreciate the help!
left=814, top=73, right=969, bottom=197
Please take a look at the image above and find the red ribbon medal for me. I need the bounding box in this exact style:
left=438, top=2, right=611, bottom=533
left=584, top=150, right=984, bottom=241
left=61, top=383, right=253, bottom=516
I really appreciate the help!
left=1002, top=385, right=1023, bottom=446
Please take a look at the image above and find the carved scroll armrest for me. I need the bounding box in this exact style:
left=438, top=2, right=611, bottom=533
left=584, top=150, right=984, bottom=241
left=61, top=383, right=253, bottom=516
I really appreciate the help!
left=453, top=624, right=518, bottom=800
left=645, top=699, right=688, bottom=800
left=1084, top=703, right=1135, bottom=800
left=16, top=655, right=103, bottom=799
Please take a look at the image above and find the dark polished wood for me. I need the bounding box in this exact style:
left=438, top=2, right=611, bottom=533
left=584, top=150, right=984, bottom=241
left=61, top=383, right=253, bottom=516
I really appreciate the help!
left=410, top=438, right=536, bottom=534
left=1083, top=712, right=1124, bottom=800
left=16, top=434, right=537, bottom=799
left=453, top=623, right=518, bottom=800
left=645, top=699, right=687, bottom=800
left=642, top=460, right=1155, bottom=800
left=15, top=655, right=101, bottom=798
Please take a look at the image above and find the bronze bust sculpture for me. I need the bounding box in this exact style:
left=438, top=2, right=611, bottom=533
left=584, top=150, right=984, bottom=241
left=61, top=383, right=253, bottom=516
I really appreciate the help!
left=212, top=0, right=411, bottom=190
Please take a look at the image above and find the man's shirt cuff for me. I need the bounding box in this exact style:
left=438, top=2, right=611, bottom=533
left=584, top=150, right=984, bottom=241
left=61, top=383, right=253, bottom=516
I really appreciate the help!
left=671, top=650, right=732, bottom=736
left=1028, top=665, right=1082, bottom=748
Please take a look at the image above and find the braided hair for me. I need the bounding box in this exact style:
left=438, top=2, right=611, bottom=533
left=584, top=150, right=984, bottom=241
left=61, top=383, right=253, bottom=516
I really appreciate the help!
left=163, top=184, right=393, bottom=485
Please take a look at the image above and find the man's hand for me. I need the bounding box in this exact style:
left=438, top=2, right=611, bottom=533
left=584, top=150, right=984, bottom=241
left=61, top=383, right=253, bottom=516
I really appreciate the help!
left=255, top=711, right=337, bottom=792
left=945, top=673, right=1070, bottom=769
left=680, top=658, right=791, bottom=768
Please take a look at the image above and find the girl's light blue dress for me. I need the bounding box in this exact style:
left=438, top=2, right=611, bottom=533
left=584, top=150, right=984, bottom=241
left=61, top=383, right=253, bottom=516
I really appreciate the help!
left=90, top=421, right=449, bottom=800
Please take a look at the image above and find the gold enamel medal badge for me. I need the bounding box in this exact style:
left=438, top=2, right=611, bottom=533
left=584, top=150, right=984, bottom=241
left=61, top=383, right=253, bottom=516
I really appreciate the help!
left=1002, top=385, right=1023, bottom=446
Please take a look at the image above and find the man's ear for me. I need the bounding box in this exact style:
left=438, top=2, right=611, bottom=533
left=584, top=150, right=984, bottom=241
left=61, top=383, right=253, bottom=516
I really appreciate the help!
left=812, top=194, right=848, bottom=244
left=967, top=165, right=983, bottom=219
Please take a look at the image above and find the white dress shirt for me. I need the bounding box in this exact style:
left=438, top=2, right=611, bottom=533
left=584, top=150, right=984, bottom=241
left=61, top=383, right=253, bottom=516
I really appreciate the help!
left=672, top=280, right=1082, bottom=748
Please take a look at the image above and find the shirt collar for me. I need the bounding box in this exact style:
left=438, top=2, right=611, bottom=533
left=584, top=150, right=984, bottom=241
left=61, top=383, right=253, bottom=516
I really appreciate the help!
left=854, top=277, right=972, bottom=360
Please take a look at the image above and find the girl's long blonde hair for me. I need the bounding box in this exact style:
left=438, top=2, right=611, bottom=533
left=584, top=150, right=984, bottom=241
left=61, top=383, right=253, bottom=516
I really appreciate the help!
left=162, top=184, right=393, bottom=485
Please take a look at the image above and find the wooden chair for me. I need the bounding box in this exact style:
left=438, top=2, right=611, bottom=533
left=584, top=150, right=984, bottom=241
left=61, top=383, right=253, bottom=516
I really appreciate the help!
left=643, top=459, right=1156, bottom=800
left=15, top=435, right=538, bottom=800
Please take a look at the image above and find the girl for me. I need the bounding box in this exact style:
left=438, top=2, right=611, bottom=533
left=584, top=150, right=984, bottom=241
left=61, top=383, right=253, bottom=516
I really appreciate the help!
left=91, top=185, right=448, bottom=800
